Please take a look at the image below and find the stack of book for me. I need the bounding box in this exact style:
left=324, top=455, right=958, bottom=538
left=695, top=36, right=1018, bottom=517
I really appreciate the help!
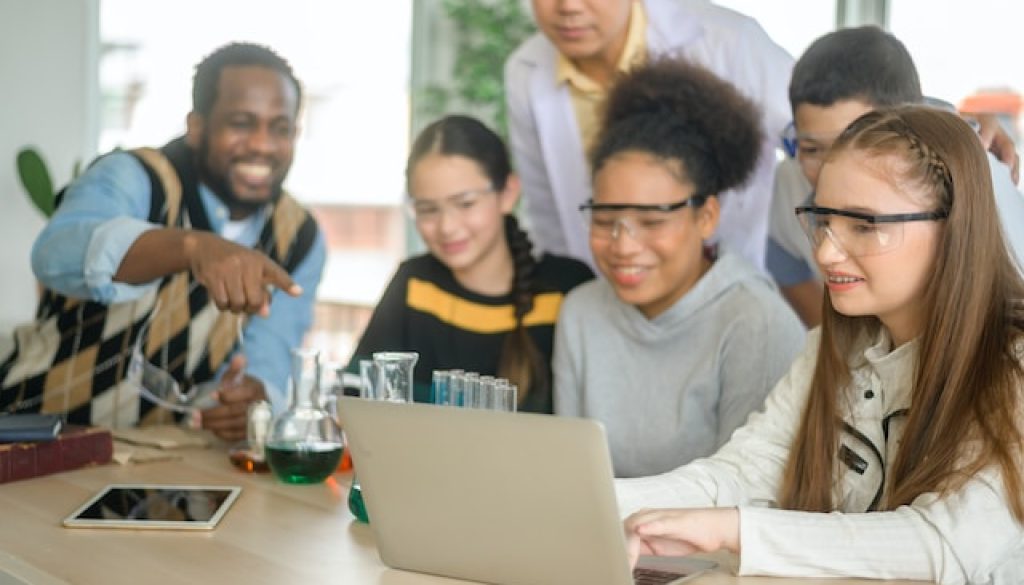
left=0, top=425, right=113, bottom=484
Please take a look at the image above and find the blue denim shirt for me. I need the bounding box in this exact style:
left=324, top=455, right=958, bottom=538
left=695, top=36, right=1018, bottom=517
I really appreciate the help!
left=30, top=151, right=326, bottom=411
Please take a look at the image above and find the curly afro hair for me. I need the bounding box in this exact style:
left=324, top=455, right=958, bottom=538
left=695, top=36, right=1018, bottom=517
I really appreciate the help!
left=592, top=57, right=763, bottom=197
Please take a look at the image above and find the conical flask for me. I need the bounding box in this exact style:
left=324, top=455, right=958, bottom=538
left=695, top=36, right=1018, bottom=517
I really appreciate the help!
left=349, top=351, right=418, bottom=521
left=266, top=348, right=344, bottom=484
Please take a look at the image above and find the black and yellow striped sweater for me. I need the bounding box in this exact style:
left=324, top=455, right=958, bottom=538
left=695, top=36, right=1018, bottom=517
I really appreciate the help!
left=352, top=253, right=592, bottom=413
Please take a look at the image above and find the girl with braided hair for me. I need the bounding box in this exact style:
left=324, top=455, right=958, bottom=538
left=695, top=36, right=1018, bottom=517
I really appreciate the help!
left=352, top=115, right=592, bottom=412
left=619, top=106, right=1024, bottom=583
left=553, top=58, right=805, bottom=478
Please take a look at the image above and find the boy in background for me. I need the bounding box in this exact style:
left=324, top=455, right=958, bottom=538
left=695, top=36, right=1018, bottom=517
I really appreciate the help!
left=767, top=26, right=1024, bottom=326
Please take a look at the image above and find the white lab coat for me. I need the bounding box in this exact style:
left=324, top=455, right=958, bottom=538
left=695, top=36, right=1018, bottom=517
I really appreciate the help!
left=504, top=0, right=794, bottom=269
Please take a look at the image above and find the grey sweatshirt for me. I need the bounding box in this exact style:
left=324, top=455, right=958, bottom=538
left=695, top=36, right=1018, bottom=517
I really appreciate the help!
left=553, top=251, right=806, bottom=477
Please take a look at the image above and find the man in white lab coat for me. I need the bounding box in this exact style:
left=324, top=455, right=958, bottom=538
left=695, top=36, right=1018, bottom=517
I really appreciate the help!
left=505, top=0, right=793, bottom=269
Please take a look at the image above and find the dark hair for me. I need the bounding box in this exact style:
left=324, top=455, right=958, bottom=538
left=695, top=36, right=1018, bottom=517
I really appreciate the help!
left=192, top=42, right=302, bottom=117
left=789, top=26, right=922, bottom=112
left=592, top=57, right=762, bottom=197
left=406, top=115, right=547, bottom=404
left=406, top=115, right=511, bottom=191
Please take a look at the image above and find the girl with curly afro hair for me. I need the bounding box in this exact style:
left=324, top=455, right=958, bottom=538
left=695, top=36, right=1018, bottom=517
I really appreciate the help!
left=553, top=57, right=805, bottom=477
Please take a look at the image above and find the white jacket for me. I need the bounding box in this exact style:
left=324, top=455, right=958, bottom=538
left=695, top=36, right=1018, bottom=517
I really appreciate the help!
left=617, top=329, right=1024, bottom=584
left=504, top=0, right=793, bottom=269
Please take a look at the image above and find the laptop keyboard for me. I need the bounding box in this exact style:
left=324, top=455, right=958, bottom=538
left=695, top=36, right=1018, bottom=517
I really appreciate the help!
left=633, top=567, right=686, bottom=585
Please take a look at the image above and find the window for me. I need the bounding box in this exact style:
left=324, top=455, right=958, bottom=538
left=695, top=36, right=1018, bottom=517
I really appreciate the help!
left=891, top=0, right=1024, bottom=143
left=714, top=0, right=836, bottom=60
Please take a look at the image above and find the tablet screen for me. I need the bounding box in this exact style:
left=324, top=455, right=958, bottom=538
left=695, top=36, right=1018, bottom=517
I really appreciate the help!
left=63, top=484, right=241, bottom=530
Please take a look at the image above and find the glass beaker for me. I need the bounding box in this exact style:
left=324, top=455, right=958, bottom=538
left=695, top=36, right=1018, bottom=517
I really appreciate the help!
left=364, top=351, right=418, bottom=402
left=265, top=348, right=344, bottom=484
left=228, top=400, right=272, bottom=473
left=348, top=351, right=418, bottom=522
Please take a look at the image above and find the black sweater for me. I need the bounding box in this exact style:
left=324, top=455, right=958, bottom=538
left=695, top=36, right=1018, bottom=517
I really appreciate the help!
left=352, top=253, right=593, bottom=413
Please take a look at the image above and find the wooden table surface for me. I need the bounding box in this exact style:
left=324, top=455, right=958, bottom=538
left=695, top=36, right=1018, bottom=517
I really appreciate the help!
left=0, top=444, right=929, bottom=585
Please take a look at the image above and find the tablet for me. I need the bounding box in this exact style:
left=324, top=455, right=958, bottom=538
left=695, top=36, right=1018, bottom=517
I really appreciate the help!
left=62, top=484, right=241, bottom=530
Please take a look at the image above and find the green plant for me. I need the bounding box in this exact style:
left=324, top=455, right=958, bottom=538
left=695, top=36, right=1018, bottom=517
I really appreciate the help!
left=15, top=147, right=81, bottom=218
left=16, top=147, right=56, bottom=217
left=418, top=0, right=535, bottom=138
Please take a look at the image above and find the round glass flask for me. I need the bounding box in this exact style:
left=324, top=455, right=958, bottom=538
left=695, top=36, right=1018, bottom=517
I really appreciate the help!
left=266, top=348, right=344, bottom=484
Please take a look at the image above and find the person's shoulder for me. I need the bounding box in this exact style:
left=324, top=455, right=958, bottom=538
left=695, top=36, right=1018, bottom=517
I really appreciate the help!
left=773, top=158, right=812, bottom=203
left=769, top=159, right=813, bottom=244
left=674, top=0, right=768, bottom=36
left=505, top=31, right=559, bottom=86
left=555, top=277, right=605, bottom=325
left=274, top=191, right=321, bottom=223
left=535, top=253, right=595, bottom=290
left=374, top=255, right=451, bottom=301
left=62, top=148, right=150, bottom=202
left=83, top=148, right=148, bottom=178
left=716, top=252, right=802, bottom=320
left=506, top=31, right=554, bottom=67
left=561, top=274, right=609, bottom=307
left=395, top=254, right=447, bottom=279
left=651, top=0, right=779, bottom=57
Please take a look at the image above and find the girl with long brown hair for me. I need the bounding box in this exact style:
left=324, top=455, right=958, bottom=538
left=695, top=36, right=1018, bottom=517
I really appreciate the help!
left=618, top=105, right=1024, bottom=583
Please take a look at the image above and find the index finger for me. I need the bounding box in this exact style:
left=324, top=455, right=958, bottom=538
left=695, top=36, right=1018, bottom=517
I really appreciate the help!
left=261, top=257, right=302, bottom=298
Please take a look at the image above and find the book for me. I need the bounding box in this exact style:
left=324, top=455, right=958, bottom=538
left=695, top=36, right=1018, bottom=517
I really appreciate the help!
left=0, top=425, right=113, bottom=484
left=0, top=413, right=62, bottom=442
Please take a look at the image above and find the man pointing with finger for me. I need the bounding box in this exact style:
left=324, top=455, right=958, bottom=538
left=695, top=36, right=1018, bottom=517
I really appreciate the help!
left=0, top=43, right=325, bottom=441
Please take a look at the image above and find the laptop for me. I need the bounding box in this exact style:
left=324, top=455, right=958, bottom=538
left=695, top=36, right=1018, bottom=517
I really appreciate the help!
left=336, top=397, right=715, bottom=585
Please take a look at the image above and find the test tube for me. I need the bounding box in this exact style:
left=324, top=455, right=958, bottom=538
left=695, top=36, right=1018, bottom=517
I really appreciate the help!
left=478, top=376, right=496, bottom=410
left=505, top=383, right=518, bottom=413
left=447, top=370, right=465, bottom=407
left=431, top=370, right=450, bottom=405
left=464, top=373, right=480, bottom=409
left=493, top=379, right=517, bottom=412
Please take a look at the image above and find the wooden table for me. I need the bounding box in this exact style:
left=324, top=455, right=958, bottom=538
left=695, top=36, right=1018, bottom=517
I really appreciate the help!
left=0, top=445, right=928, bottom=585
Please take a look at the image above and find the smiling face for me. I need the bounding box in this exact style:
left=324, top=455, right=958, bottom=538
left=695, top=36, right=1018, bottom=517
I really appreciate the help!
left=813, top=151, right=943, bottom=344
left=407, top=153, right=518, bottom=281
left=589, top=151, right=718, bottom=319
left=186, top=65, right=299, bottom=219
left=531, top=0, right=632, bottom=69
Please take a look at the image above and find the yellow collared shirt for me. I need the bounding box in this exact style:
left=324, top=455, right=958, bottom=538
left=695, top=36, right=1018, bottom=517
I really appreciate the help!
left=555, top=0, right=648, bottom=155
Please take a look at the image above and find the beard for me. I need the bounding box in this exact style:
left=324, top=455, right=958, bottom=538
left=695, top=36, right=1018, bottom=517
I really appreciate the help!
left=195, top=134, right=285, bottom=217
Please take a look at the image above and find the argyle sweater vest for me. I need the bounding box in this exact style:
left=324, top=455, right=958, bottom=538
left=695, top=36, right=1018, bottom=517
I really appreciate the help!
left=0, top=137, right=317, bottom=427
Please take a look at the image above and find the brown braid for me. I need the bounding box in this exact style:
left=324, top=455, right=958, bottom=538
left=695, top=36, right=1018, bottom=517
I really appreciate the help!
left=898, top=120, right=954, bottom=201
left=497, top=214, right=548, bottom=405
